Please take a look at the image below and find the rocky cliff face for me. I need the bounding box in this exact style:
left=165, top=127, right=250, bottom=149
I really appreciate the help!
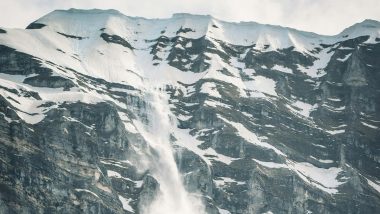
left=0, top=9, right=379, bottom=214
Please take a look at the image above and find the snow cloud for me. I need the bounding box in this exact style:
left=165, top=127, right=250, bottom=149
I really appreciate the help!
left=1, top=0, right=379, bottom=35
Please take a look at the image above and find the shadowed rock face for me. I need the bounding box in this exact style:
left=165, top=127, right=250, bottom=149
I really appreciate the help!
left=0, top=100, right=158, bottom=213
left=0, top=10, right=380, bottom=214
left=0, top=45, right=52, bottom=76
left=343, top=50, right=368, bottom=86
left=23, top=75, right=76, bottom=90
left=100, top=33, right=134, bottom=49
left=26, top=22, right=46, bottom=29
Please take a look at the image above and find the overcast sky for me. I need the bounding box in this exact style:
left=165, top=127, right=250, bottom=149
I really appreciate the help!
left=1, top=0, right=379, bottom=35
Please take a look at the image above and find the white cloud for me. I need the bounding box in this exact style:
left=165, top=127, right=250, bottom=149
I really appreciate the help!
left=0, top=0, right=379, bottom=35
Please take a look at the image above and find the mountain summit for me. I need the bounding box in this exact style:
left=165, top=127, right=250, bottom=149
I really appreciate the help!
left=0, top=9, right=379, bottom=214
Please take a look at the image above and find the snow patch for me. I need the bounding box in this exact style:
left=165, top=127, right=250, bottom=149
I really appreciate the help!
left=361, top=121, right=379, bottom=129
left=288, top=100, right=317, bottom=117
left=297, top=48, right=334, bottom=78
left=118, top=195, right=134, bottom=212
left=75, top=189, right=100, bottom=198
left=200, top=82, right=221, bottom=98
left=290, top=161, right=344, bottom=194
left=253, top=159, right=344, bottom=194
left=244, top=75, right=277, bottom=97
left=337, top=53, right=352, bottom=62
left=214, top=177, right=245, bottom=186
left=218, top=115, right=285, bottom=156
left=326, top=129, right=345, bottom=135
left=272, top=65, right=293, bottom=74
left=253, top=159, right=287, bottom=169
left=366, top=178, right=380, bottom=194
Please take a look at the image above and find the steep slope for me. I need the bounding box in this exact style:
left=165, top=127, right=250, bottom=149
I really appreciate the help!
left=0, top=9, right=380, bottom=214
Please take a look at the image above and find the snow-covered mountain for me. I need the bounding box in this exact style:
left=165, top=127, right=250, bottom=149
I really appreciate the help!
left=0, top=9, right=380, bottom=214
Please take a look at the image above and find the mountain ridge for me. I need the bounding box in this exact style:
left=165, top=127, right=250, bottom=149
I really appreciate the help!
left=23, top=9, right=380, bottom=37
